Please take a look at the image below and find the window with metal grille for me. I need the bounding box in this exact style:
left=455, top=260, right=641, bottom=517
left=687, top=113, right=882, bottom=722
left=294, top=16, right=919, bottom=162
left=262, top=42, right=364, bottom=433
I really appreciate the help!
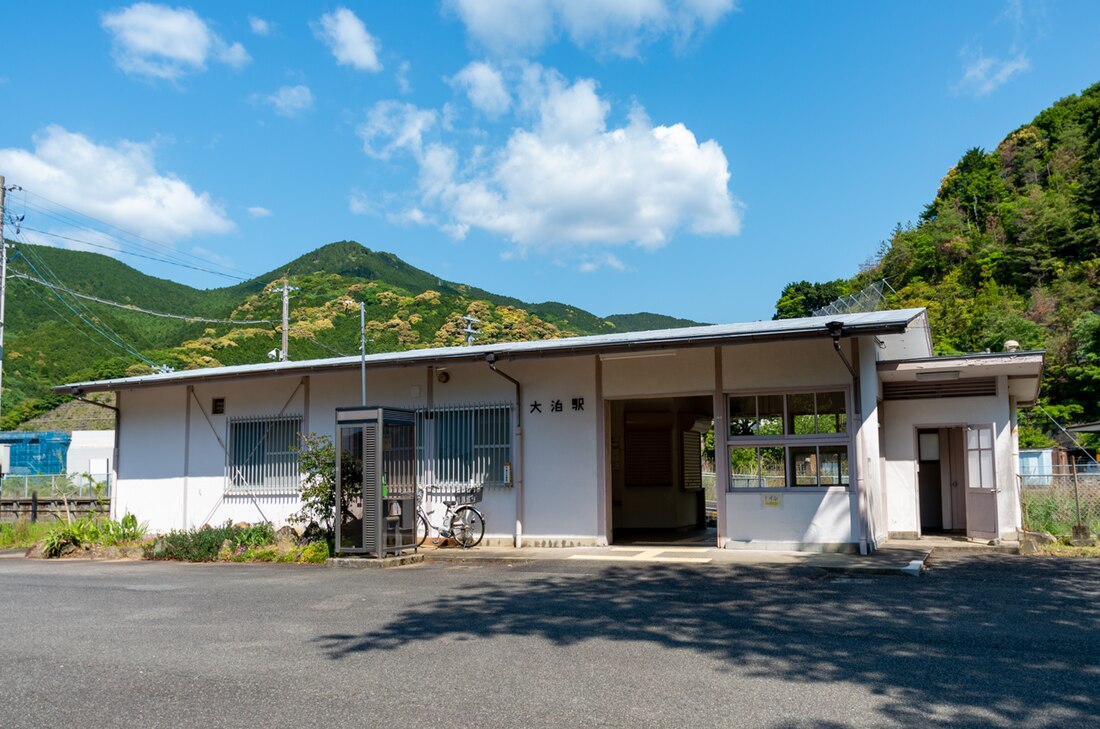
left=416, top=403, right=512, bottom=491
left=225, top=415, right=302, bottom=494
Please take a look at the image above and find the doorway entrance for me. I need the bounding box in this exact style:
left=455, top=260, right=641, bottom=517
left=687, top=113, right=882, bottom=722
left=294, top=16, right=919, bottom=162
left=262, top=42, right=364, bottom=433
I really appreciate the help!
left=608, top=396, right=713, bottom=545
left=917, top=427, right=967, bottom=535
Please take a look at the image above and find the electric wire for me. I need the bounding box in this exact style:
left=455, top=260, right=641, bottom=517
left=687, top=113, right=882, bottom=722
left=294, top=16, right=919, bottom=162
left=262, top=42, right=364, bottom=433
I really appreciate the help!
left=300, top=333, right=351, bottom=358
left=14, top=187, right=256, bottom=279
left=8, top=270, right=277, bottom=325
left=11, top=198, right=245, bottom=279
left=19, top=224, right=248, bottom=281
left=10, top=274, right=120, bottom=358
left=15, top=236, right=147, bottom=360
left=11, top=233, right=157, bottom=366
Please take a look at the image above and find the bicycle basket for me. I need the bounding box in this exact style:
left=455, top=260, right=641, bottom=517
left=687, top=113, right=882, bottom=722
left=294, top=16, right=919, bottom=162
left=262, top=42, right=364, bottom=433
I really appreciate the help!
left=452, top=486, right=484, bottom=505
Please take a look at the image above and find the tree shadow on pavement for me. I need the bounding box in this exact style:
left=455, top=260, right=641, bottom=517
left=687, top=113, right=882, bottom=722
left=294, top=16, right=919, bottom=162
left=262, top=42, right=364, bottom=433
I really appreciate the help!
left=314, top=555, right=1100, bottom=726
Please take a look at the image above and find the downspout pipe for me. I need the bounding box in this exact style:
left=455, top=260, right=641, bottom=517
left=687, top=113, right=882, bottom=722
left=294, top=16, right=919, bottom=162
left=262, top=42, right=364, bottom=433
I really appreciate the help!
left=827, top=322, right=868, bottom=555
left=487, top=354, right=523, bottom=548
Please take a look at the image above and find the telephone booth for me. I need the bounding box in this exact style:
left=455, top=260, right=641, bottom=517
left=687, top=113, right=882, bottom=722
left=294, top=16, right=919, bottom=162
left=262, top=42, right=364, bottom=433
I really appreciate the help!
left=335, top=406, right=418, bottom=557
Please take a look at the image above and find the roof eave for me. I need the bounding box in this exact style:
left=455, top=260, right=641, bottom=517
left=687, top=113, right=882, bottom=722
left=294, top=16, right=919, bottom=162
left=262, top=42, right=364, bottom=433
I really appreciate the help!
left=53, top=313, right=922, bottom=395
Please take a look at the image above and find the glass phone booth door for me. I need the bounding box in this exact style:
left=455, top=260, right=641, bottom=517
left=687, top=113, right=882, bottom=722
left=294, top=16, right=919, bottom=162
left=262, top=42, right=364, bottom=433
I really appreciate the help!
left=335, top=407, right=418, bottom=557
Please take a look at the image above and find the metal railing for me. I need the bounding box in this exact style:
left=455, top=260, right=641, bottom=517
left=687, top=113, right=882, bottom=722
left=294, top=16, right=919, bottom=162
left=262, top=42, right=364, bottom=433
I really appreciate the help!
left=0, top=473, right=112, bottom=499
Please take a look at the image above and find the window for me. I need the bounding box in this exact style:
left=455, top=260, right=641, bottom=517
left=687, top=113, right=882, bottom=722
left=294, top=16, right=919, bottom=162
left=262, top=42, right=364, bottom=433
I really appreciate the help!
left=966, top=425, right=995, bottom=489
left=417, top=403, right=513, bottom=490
left=226, top=415, right=302, bottom=494
left=726, top=391, right=849, bottom=490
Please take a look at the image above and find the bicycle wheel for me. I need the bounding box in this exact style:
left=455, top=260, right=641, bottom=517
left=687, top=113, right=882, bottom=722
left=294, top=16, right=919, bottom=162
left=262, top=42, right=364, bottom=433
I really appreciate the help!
left=416, top=513, right=429, bottom=547
left=449, top=507, right=485, bottom=548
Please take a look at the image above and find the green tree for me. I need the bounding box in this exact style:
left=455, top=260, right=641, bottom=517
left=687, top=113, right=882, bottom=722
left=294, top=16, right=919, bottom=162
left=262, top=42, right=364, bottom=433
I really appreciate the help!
left=773, top=280, right=849, bottom=319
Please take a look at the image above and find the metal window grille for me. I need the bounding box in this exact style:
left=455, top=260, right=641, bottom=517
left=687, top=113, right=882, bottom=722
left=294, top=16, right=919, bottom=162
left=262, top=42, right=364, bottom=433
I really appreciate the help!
left=416, top=403, right=512, bottom=492
left=226, top=415, right=302, bottom=494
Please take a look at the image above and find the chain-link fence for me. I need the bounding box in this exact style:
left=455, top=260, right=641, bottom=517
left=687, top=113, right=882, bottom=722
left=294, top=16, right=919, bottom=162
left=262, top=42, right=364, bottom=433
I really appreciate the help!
left=1019, top=465, right=1100, bottom=537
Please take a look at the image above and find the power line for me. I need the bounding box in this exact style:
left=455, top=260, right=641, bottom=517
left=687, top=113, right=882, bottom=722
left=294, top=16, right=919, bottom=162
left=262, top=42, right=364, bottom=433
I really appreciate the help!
left=19, top=225, right=249, bottom=281
left=14, top=187, right=257, bottom=279
left=9, top=270, right=277, bottom=325
left=301, top=333, right=351, bottom=358
left=11, top=233, right=157, bottom=366
left=11, top=276, right=120, bottom=358
left=16, top=240, right=147, bottom=359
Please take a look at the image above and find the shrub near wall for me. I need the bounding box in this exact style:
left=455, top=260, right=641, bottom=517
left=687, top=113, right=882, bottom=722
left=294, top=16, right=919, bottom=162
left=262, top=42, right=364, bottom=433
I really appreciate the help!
left=143, top=522, right=329, bottom=564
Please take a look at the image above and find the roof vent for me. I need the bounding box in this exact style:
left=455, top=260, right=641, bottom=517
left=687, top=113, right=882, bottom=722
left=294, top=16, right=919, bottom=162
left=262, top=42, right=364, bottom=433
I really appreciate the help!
left=1004, top=340, right=1020, bottom=353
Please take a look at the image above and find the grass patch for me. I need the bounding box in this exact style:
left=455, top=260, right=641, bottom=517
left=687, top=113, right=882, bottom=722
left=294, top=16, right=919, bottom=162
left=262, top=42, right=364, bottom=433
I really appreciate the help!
left=1022, top=492, right=1100, bottom=537
left=1036, top=541, right=1100, bottom=558
left=0, top=520, right=56, bottom=549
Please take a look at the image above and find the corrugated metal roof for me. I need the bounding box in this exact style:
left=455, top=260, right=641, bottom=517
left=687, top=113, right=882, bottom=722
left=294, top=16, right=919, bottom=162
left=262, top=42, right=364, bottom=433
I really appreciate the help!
left=54, top=308, right=929, bottom=394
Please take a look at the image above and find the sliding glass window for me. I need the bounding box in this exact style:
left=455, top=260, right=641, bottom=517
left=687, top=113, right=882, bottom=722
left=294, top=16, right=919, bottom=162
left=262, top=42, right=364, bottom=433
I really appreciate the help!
left=726, top=391, right=850, bottom=490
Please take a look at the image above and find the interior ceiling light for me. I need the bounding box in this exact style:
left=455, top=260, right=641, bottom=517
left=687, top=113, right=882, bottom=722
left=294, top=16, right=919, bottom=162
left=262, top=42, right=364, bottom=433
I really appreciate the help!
left=915, top=370, right=961, bottom=381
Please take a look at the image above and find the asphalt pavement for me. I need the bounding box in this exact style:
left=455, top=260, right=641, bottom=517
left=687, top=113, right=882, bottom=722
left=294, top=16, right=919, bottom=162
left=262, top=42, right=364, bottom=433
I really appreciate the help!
left=1, top=552, right=1097, bottom=728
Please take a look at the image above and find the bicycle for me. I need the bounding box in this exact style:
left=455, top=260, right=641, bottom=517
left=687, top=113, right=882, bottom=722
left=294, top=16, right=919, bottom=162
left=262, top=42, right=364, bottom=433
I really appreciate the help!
left=416, top=485, right=485, bottom=549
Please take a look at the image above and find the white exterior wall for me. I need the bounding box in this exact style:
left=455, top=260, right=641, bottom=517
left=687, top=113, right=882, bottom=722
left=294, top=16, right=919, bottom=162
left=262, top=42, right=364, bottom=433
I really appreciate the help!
left=881, top=375, right=1017, bottom=539
left=720, top=339, right=861, bottom=551
left=113, top=358, right=598, bottom=542
left=508, top=357, right=598, bottom=544
left=602, top=347, right=713, bottom=398
left=66, top=430, right=115, bottom=477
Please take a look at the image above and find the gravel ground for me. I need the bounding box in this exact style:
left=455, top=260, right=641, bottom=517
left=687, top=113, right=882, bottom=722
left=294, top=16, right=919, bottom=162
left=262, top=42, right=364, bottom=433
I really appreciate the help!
left=1, top=552, right=1097, bottom=728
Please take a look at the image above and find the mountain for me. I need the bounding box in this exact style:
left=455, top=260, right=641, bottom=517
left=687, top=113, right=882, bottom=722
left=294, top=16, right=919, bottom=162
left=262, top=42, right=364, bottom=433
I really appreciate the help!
left=2, top=240, right=703, bottom=429
left=774, top=81, right=1100, bottom=442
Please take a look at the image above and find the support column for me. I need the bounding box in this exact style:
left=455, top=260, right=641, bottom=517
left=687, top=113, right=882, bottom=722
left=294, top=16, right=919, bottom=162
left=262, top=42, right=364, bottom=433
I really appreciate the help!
left=712, top=347, right=728, bottom=548
left=183, top=385, right=192, bottom=530
left=595, top=355, right=608, bottom=546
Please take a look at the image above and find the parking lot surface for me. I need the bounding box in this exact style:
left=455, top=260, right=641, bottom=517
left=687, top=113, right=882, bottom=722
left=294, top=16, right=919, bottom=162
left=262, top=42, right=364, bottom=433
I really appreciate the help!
left=1, top=552, right=1098, bottom=728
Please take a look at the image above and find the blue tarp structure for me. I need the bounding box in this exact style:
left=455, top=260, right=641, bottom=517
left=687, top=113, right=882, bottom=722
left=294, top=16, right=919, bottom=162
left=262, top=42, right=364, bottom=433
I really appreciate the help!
left=0, top=431, right=71, bottom=475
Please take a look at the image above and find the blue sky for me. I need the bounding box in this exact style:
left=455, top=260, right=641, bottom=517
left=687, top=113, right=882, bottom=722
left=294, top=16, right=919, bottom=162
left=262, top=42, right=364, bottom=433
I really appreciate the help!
left=1, top=1, right=1099, bottom=324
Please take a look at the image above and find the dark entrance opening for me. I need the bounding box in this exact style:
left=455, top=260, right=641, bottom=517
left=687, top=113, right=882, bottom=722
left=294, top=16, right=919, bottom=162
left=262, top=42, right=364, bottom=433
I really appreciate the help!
left=917, top=428, right=967, bottom=535
left=609, top=396, right=714, bottom=545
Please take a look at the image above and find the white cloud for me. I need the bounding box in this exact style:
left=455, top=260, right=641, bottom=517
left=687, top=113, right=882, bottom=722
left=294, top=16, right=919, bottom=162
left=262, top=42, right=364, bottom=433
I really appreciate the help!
left=248, top=15, right=273, bottom=36
left=578, top=252, right=626, bottom=273
left=101, top=3, right=250, bottom=80
left=446, top=0, right=736, bottom=57
left=263, top=85, right=315, bottom=117
left=955, top=50, right=1030, bottom=97
left=358, top=101, right=438, bottom=159
left=0, top=125, right=234, bottom=242
left=314, top=7, right=382, bottom=72
left=450, top=61, right=511, bottom=117
left=371, top=68, right=741, bottom=251
left=247, top=206, right=272, bottom=218
left=349, top=190, right=371, bottom=215
left=396, top=61, right=412, bottom=94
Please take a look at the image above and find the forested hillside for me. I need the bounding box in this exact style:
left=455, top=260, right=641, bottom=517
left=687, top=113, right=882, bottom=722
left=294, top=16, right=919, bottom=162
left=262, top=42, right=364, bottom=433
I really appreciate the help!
left=2, top=240, right=700, bottom=429
left=775, top=82, right=1100, bottom=438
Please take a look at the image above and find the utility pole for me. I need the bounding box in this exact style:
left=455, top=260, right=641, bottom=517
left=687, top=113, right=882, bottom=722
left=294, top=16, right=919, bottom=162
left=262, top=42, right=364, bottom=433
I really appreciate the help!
left=0, top=175, right=7, bottom=426
left=360, top=301, right=366, bottom=407
left=278, top=275, right=298, bottom=362
left=462, top=314, right=480, bottom=347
